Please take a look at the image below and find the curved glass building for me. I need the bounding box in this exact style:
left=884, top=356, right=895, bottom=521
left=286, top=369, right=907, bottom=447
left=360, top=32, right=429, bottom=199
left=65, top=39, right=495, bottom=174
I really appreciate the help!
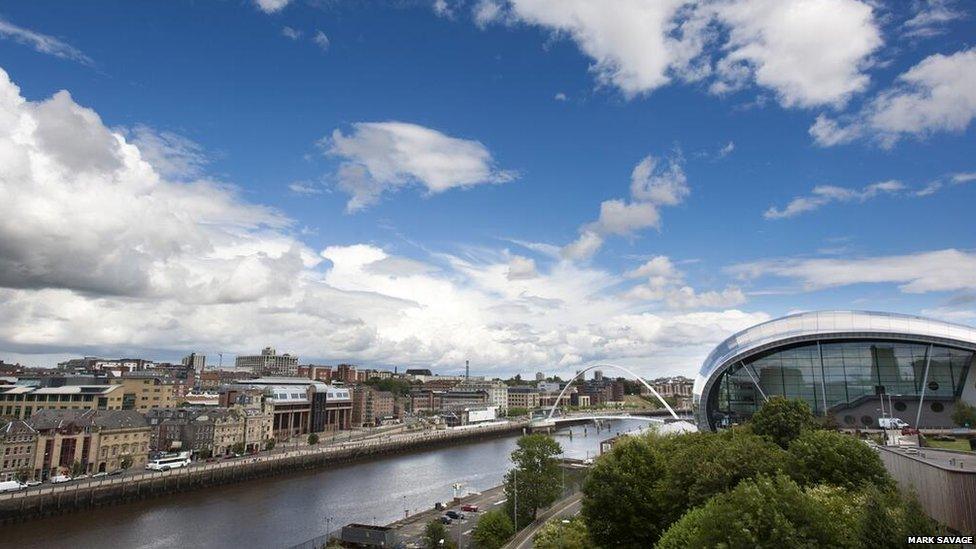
left=694, top=311, right=976, bottom=431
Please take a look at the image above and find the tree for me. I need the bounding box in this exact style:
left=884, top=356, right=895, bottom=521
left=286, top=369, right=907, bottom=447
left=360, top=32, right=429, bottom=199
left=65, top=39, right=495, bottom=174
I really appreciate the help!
left=14, top=467, right=31, bottom=483
left=952, top=401, right=976, bottom=427
left=232, top=442, right=246, bottom=455
left=532, top=516, right=593, bottom=549
left=857, top=484, right=943, bottom=548
left=120, top=454, right=134, bottom=470
left=505, top=407, right=529, bottom=418
left=787, top=430, right=891, bottom=490
left=70, top=460, right=86, bottom=477
left=750, top=396, right=817, bottom=448
left=264, top=438, right=276, bottom=451
left=582, top=430, right=788, bottom=548
left=424, top=520, right=455, bottom=549
left=504, top=434, right=563, bottom=528
left=308, top=433, right=319, bottom=445
left=472, top=509, right=515, bottom=549
left=656, top=474, right=851, bottom=549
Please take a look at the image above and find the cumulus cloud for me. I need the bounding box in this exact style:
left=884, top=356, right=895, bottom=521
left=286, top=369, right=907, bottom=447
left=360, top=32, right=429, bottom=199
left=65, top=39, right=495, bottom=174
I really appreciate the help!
left=126, top=125, right=209, bottom=180
left=472, top=0, right=881, bottom=107
left=623, top=256, right=746, bottom=309
left=0, top=17, right=93, bottom=66
left=507, top=255, right=538, bottom=280
left=764, top=180, right=904, bottom=219
left=729, top=249, right=976, bottom=293
left=811, top=48, right=976, bottom=147
left=325, top=121, right=516, bottom=211
left=0, top=66, right=764, bottom=375
left=255, top=0, right=291, bottom=14
left=562, top=153, right=689, bottom=260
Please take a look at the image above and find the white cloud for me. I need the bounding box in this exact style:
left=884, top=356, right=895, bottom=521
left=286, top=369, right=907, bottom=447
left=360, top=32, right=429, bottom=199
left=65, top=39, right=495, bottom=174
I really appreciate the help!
left=325, top=121, right=516, bottom=211
left=623, top=255, right=745, bottom=309
left=282, top=26, right=303, bottom=40
left=473, top=0, right=881, bottom=107
left=0, top=17, right=92, bottom=66
left=433, top=0, right=456, bottom=17
left=507, top=255, right=538, bottom=280
left=710, top=0, right=882, bottom=108
left=126, top=125, right=209, bottom=180
left=811, top=48, right=976, bottom=147
left=718, top=141, right=735, bottom=158
left=562, top=153, right=688, bottom=260
left=0, top=65, right=768, bottom=376
left=313, top=30, right=330, bottom=51
left=902, top=0, right=964, bottom=39
left=255, top=0, right=291, bottom=14
left=288, top=181, right=324, bottom=195
left=729, top=249, right=976, bottom=293
left=952, top=172, right=976, bottom=184
left=764, top=180, right=904, bottom=219
left=554, top=92, right=568, bottom=101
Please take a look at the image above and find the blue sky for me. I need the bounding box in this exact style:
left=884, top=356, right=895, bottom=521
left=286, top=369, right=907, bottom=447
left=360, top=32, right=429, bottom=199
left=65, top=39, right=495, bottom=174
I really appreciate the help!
left=0, top=0, right=974, bottom=377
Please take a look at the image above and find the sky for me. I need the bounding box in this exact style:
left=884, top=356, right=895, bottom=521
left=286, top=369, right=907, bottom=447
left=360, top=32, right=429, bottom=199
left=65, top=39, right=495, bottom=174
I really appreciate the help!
left=0, top=0, right=974, bottom=378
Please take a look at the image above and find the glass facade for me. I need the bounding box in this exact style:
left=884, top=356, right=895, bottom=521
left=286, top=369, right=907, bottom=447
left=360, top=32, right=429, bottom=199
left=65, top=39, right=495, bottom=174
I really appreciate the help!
left=707, top=339, right=974, bottom=428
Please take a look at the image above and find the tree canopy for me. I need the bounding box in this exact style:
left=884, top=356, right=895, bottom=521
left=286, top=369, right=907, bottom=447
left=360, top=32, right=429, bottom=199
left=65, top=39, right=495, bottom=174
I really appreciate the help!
left=532, top=516, right=593, bottom=549
left=504, top=434, right=563, bottom=529
left=788, top=429, right=891, bottom=490
left=472, top=509, right=515, bottom=549
left=749, top=396, right=818, bottom=448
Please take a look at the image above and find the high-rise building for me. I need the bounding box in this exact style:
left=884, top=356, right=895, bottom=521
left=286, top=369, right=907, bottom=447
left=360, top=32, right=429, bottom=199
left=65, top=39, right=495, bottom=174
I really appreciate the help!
left=593, top=370, right=604, bottom=382
left=181, top=352, right=206, bottom=374
left=234, top=347, right=298, bottom=377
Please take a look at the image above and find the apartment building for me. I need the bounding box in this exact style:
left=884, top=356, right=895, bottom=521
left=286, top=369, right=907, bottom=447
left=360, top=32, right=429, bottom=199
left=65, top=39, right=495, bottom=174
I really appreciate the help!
left=0, top=384, right=124, bottom=420
left=0, top=419, right=36, bottom=482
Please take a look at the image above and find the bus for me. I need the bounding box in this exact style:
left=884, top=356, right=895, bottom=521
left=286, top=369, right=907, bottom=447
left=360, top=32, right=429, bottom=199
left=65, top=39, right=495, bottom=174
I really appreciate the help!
left=146, top=451, right=192, bottom=471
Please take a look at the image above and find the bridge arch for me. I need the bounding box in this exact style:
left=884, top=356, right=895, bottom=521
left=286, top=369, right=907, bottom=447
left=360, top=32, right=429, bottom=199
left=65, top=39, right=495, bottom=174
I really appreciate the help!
left=545, top=364, right=679, bottom=421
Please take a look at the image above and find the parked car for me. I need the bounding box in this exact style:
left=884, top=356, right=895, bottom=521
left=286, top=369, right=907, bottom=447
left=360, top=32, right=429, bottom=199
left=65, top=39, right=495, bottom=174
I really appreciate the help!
left=25, top=480, right=42, bottom=487
left=0, top=480, right=24, bottom=493
left=878, top=417, right=909, bottom=429
left=445, top=511, right=464, bottom=520
left=461, top=504, right=479, bottom=513
left=92, top=472, right=108, bottom=478
left=49, top=475, right=72, bottom=484
left=434, top=502, right=445, bottom=510
left=440, top=516, right=452, bottom=524
left=108, top=469, right=125, bottom=476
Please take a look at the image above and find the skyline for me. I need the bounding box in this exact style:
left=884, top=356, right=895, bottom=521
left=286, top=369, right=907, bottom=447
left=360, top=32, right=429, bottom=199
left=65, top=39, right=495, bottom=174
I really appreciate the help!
left=0, top=0, right=974, bottom=377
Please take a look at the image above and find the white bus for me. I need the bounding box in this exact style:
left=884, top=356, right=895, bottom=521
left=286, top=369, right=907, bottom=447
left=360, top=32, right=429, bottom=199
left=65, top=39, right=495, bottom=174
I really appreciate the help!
left=146, top=452, right=192, bottom=471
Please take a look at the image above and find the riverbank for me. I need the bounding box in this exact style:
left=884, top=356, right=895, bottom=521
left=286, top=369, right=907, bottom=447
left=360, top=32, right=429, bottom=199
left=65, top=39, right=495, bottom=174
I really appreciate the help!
left=0, top=420, right=526, bottom=525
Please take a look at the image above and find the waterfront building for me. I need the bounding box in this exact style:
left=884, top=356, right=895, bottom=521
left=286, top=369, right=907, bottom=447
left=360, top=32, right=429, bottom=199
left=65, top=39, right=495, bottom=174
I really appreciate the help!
left=351, top=386, right=396, bottom=427
left=694, top=311, right=976, bottom=431
left=234, top=347, right=299, bottom=377
left=507, top=386, right=541, bottom=409
left=0, top=384, right=124, bottom=420
left=222, top=378, right=352, bottom=439
left=211, top=410, right=245, bottom=456
left=456, top=379, right=509, bottom=413
left=30, top=409, right=150, bottom=478
left=0, top=419, right=37, bottom=481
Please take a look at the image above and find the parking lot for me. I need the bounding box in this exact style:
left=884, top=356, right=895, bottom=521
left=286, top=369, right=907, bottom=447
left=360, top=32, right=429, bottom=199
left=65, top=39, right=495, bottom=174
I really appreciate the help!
left=388, top=484, right=509, bottom=548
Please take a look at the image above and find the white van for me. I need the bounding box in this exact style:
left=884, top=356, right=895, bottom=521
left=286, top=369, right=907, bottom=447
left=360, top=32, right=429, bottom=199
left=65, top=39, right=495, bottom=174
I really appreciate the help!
left=0, top=480, right=24, bottom=493
left=49, top=475, right=72, bottom=484
left=878, top=417, right=909, bottom=429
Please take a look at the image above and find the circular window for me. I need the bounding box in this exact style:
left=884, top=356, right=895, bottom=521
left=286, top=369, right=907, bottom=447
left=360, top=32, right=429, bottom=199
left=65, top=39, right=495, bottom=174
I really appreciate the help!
left=928, top=381, right=940, bottom=391
left=930, top=402, right=944, bottom=413
left=844, top=415, right=856, bottom=425
left=894, top=401, right=907, bottom=412
left=861, top=415, right=873, bottom=426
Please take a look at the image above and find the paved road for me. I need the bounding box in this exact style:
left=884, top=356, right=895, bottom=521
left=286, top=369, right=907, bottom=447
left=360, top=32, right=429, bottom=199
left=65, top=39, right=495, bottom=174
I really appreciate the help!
left=389, top=485, right=510, bottom=548
left=503, top=493, right=583, bottom=549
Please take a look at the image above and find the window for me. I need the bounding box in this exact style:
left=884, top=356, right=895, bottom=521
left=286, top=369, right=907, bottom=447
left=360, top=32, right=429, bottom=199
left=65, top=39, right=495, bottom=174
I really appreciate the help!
left=931, top=402, right=945, bottom=413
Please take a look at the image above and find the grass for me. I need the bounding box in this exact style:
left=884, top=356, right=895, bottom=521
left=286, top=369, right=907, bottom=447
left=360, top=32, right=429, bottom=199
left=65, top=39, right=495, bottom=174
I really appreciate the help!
left=926, top=438, right=973, bottom=452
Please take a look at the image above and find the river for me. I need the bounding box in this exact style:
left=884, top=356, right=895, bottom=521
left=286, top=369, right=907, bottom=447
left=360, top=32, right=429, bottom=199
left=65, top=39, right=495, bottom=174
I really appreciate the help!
left=1, top=419, right=651, bottom=549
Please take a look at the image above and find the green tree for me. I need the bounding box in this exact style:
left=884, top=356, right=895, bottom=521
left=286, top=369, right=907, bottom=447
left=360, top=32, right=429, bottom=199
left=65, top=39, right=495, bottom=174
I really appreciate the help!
left=424, top=520, right=455, bottom=549
left=505, top=407, right=529, bottom=418
left=14, top=467, right=31, bottom=483
left=857, top=484, right=943, bottom=548
left=787, top=429, right=890, bottom=490
left=504, top=434, right=563, bottom=528
left=264, top=438, right=276, bottom=451
left=582, top=430, right=788, bottom=547
left=532, top=516, right=593, bottom=549
left=232, top=442, right=246, bottom=455
left=308, top=433, right=319, bottom=445
left=120, top=454, right=134, bottom=470
left=472, top=509, right=515, bottom=549
left=750, top=396, right=817, bottom=448
left=951, top=401, right=976, bottom=427
left=656, top=474, right=851, bottom=549
left=70, top=460, right=86, bottom=477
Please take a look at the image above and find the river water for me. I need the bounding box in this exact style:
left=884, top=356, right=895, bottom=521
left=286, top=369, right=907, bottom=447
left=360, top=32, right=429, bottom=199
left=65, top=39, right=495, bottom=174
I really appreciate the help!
left=1, top=419, right=650, bottom=549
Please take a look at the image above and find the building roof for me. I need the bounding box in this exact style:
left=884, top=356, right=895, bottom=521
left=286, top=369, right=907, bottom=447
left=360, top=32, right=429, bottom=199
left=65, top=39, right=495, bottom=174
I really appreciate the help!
left=29, top=409, right=148, bottom=431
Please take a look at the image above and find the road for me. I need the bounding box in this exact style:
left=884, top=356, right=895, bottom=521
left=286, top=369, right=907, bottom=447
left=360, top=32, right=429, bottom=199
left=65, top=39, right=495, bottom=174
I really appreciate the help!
left=388, top=484, right=510, bottom=548
left=503, top=493, right=583, bottom=549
